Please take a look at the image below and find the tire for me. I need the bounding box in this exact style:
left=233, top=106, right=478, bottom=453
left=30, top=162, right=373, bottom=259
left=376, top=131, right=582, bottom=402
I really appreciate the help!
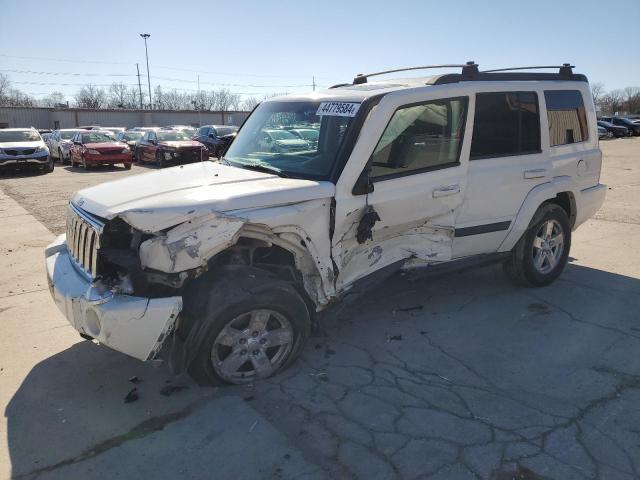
left=156, top=151, right=165, bottom=168
left=503, top=203, right=571, bottom=287
left=124, top=163, right=132, bottom=170
left=45, top=157, right=54, bottom=173
left=82, top=156, right=89, bottom=170
left=181, top=265, right=311, bottom=386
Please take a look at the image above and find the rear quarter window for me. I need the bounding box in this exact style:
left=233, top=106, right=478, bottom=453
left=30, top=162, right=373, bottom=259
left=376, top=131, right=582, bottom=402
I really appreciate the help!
left=544, top=90, right=589, bottom=146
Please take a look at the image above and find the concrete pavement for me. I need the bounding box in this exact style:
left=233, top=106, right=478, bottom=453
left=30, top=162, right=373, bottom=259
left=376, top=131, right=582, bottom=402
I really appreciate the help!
left=1, top=139, right=639, bottom=479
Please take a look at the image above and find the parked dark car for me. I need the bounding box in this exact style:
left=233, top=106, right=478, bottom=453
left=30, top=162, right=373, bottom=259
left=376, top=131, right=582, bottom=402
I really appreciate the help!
left=192, top=125, right=239, bottom=157
left=115, top=131, right=145, bottom=158
left=599, top=116, right=640, bottom=136
left=597, top=120, right=629, bottom=138
left=137, top=129, right=207, bottom=167
left=217, top=132, right=237, bottom=158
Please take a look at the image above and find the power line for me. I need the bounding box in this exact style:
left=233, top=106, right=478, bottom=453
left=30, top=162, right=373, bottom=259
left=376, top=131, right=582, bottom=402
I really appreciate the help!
left=0, top=53, right=130, bottom=65
left=0, top=69, right=135, bottom=77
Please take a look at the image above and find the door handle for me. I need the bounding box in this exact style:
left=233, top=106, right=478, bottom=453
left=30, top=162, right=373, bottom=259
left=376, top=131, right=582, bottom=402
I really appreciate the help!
left=523, top=169, right=547, bottom=179
left=432, top=184, right=460, bottom=198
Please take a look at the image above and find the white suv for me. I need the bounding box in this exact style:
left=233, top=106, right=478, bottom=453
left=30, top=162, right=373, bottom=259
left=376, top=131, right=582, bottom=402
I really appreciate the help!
left=0, top=128, right=53, bottom=173
left=45, top=63, right=606, bottom=385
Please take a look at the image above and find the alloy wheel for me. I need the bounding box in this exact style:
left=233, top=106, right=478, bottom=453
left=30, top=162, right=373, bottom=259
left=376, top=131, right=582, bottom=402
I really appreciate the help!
left=532, top=219, right=564, bottom=274
left=211, top=309, right=294, bottom=384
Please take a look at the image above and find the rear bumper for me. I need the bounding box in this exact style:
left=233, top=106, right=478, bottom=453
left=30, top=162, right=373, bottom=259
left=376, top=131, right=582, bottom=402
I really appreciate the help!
left=45, top=234, right=182, bottom=361
left=574, top=183, right=606, bottom=228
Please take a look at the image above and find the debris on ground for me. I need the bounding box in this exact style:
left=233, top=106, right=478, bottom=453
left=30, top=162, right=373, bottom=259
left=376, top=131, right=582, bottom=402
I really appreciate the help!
left=387, top=335, right=402, bottom=342
left=124, top=387, right=139, bottom=403
left=159, top=385, right=189, bottom=397
left=128, top=375, right=141, bottom=384
left=249, top=420, right=258, bottom=433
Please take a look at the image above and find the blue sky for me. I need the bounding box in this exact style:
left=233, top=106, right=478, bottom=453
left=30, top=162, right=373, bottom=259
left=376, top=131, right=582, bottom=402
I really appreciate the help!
left=0, top=0, right=638, bottom=102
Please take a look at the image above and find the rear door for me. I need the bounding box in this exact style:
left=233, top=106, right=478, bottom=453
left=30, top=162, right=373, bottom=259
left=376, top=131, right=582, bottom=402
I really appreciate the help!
left=453, top=88, right=547, bottom=257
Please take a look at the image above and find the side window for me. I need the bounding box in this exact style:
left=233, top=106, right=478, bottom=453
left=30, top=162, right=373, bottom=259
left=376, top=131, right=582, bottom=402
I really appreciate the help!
left=369, top=97, right=468, bottom=181
left=470, top=91, right=541, bottom=159
left=544, top=90, right=589, bottom=146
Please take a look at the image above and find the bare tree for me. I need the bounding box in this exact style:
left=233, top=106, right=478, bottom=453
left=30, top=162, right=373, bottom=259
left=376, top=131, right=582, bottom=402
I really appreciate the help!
left=241, top=96, right=260, bottom=111
left=74, top=84, right=106, bottom=109
left=591, top=82, right=605, bottom=106
left=107, top=82, right=130, bottom=108
left=39, top=91, right=66, bottom=108
left=0, top=73, right=11, bottom=104
left=623, top=87, right=640, bottom=114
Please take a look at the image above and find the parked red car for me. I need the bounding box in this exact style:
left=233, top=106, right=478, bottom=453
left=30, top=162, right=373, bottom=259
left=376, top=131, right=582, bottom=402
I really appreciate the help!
left=136, top=129, right=207, bottom=168
left=69, top=131, right=133, bottom=170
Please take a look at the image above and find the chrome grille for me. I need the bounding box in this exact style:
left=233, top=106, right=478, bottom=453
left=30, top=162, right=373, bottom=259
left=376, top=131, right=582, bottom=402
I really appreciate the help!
left=66, top=203, right=103, bottom=278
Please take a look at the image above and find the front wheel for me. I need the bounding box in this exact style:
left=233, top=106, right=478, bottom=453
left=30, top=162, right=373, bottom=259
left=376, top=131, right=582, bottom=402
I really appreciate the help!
left=503, top=203, right=571, bottom=287
left=44, top=157, right=54, bottom=173
left=156, top=151, right=165, bottom=168
left=182, top=266, right=311, bottom=386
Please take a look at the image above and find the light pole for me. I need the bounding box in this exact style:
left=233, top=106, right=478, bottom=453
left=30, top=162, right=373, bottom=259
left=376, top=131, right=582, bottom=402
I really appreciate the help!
left=140, top=33, right=152, bottom=109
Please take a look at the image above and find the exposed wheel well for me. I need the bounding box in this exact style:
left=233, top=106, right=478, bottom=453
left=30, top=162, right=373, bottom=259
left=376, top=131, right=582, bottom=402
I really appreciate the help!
left=545, top=191, right=576, bottom=229
left=206, top=237, right=317, bottom=320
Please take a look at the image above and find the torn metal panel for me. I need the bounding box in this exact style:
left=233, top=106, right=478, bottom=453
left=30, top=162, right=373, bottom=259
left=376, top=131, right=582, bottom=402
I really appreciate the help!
left=140, top=211, right=246, bottom=272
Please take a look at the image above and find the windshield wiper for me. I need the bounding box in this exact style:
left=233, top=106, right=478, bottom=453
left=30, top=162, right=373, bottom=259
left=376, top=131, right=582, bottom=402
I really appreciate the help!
left=232, top=161, right=289, bottom=178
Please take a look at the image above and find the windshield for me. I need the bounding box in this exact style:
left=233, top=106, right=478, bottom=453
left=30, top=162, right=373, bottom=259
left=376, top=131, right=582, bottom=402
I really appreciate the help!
left=216, top=127, right=237, bottom=136
left=157, top=131, right=191, bottom=141
left=60, top=131, right=80, bottom=140
left=81, top=133, right=114, bottom=143
left=123, top=132, right=143, bottom=141
left=224, top=100, right=359, bottom=179
left=0, top=130, right=41, bottom=142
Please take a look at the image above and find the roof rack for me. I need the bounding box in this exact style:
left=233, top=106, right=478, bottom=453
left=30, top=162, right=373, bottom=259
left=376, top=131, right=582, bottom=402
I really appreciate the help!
left=336, top=62, right=587, bottom=89
left=351, top=61, right=479, bottom=84
left=481, top=64, right=575, bottom=76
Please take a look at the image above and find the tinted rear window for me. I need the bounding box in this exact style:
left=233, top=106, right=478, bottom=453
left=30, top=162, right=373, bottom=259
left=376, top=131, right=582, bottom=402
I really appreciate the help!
left=545, top=90, right=589, bottom=146
left=470, top=92, right=540, bottom=159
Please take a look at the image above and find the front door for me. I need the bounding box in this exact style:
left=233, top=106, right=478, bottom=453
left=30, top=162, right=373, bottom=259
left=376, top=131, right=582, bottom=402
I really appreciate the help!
left=332, top=95, right=471, bottom=290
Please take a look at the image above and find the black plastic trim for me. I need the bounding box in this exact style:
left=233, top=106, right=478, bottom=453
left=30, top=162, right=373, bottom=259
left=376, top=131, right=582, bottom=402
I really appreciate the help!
left=454, top=221, right=511, bottom=237
left=432, top=72, right=588, bottom=85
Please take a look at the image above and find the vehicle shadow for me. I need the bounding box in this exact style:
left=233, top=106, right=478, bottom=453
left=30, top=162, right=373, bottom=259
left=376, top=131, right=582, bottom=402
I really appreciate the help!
left=6, top=262, right=640, bottom=478
left=0, top=168, right=48, bottom=178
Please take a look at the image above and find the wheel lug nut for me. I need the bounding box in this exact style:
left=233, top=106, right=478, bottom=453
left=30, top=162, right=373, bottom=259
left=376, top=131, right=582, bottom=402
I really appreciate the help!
left=259, top=338, right=266, bottom=345
left=240, top=349, right=247, bottom=355
left=239, top=338, right=247, bottom=344
left=252, top=350, right=260, bottom=356
left=252, top=331, right=259, bottom=337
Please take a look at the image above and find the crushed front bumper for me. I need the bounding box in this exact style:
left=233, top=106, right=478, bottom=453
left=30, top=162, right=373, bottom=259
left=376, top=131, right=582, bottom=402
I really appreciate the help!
left=0, top=151, right=50, bottom=166
left=45, top=235, right=182, bottom=361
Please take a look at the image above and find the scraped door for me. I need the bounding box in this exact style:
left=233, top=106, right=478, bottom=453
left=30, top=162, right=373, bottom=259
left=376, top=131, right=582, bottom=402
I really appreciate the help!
left=332, top=95, right=471, bottom=290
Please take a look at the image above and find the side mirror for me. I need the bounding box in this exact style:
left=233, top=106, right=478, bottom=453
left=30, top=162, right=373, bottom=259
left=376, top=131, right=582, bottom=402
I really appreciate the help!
left=352, top=166, right=374, bottom=196
left=208, top=132, right=215, bottom=138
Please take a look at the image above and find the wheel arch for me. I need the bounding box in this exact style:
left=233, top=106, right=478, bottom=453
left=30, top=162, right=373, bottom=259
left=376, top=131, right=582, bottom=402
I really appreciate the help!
left=498, top=177, right=577, bottom=253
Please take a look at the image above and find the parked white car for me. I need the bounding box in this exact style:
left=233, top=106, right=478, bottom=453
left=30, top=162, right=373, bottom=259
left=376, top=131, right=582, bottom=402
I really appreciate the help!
left=45, top=63, right=606, bottom=385
left=49, top=129, right=88, bottom=164
left=0, top=128, right=53, bottom=173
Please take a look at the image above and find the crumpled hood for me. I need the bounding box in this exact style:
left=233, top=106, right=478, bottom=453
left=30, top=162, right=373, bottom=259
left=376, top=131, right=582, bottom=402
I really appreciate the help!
left=72, top=162, right=334, bottom=232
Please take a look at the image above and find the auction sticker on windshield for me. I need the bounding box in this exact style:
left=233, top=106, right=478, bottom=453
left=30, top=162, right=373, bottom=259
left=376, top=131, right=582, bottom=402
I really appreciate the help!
left=316, top=102, right=361, bottom=117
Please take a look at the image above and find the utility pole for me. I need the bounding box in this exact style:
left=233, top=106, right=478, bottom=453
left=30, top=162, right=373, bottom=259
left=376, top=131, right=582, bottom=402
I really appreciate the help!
left=312, top=76, right=316, bottom=91
left=136, top=63, right=143, bottom=110
left=140, top=33, right=152, bottom=109
left=197, top=75, right=200, bottom=110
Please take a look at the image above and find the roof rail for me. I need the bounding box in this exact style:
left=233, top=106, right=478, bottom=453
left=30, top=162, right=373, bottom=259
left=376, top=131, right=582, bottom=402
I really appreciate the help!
left=481, top=64, right=575, bottom=77
left=352, top=61, right=479, bottom=84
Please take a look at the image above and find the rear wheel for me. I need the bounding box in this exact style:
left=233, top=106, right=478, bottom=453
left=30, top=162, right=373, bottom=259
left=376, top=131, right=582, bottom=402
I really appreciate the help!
left=182, top=266, right=311, bottom=386
left=124, top=163, right=132, bottom=170
left=504, top=203, right=571, bottom=287
left=82, top=156, right=89, bottom=170
left=43, top=157, right=54, bottom=174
